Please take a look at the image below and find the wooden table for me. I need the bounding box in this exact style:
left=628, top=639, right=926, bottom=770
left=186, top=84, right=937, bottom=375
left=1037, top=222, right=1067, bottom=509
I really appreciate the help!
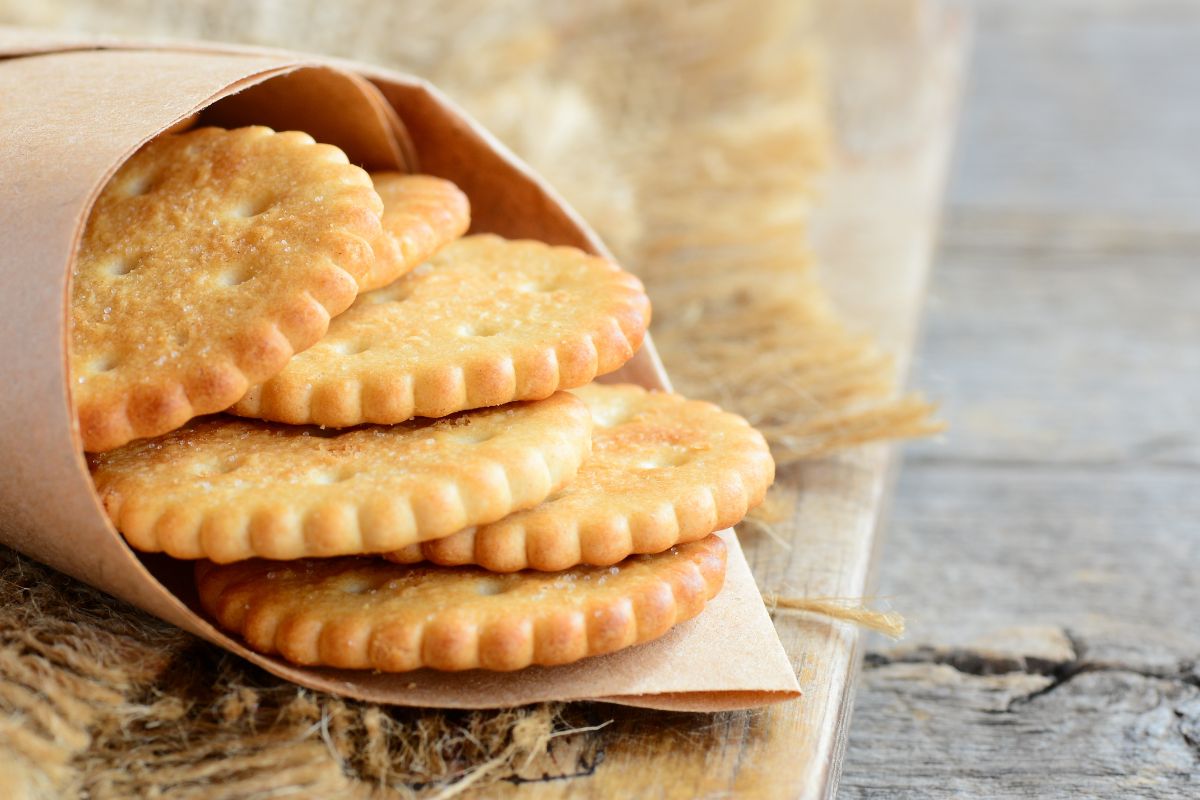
left=840, top=1, right=1200, bottom=797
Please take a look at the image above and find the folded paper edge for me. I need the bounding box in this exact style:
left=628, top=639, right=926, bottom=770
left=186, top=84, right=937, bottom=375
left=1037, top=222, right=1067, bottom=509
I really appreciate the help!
left=598, top=689, right=802, bottom=712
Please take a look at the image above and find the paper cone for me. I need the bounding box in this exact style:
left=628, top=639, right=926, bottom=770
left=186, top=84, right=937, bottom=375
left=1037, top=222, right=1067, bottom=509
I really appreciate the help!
left=0, top=28, right=799, bottom=710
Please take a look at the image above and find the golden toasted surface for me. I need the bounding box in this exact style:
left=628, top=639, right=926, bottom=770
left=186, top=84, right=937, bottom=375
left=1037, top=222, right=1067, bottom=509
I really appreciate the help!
left=70, top=126, right=382, bottom=452
left=90, top=393, right=592, bottom=563
left=232, top=234, right=651, bottom=427
left=387, top=383, right=774, bottom=571
left=196, top=534, right=726, bottom=672
left=362, top=172, right=470, bottom=292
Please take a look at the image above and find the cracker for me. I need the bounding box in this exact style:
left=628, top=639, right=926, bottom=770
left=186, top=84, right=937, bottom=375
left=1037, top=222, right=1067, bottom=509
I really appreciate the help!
left=361, top=172, right=470, bottom=292
left=89, top=392, right=592, bottom=564
left=195, top=534, right=726, bottom=672
left=386, top=383, right=774, bottom=571
left=71, top=126, right=383, bottom=452
left=232, top=234, right=651, bottom=428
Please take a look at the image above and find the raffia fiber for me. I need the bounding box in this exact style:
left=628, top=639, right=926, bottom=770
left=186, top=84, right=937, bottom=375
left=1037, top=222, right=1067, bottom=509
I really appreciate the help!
left=763, top=593, right=907, bottom=640
left=0, top=1, right=938, bottom=797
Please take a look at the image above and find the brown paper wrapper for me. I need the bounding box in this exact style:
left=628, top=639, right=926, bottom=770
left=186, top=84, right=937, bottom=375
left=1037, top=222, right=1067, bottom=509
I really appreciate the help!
left=0, top=28, right=799, bottom=710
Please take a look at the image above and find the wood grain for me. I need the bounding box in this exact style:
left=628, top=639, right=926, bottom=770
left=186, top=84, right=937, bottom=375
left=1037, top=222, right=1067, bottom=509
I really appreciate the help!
left=841, top=1, right=1200, bottom=796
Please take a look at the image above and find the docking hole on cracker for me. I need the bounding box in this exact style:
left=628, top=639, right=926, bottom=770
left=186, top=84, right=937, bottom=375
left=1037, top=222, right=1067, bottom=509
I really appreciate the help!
left=231, top=234, right=651, bottom=428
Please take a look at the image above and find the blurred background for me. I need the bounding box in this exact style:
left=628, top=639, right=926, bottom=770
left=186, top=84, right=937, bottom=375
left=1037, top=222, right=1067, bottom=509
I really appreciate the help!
left=2, top=0, right=1197, bottom=796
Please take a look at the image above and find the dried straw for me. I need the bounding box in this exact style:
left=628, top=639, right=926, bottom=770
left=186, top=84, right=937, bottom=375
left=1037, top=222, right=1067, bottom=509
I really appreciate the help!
left=763, top=593, right=907, bottom=640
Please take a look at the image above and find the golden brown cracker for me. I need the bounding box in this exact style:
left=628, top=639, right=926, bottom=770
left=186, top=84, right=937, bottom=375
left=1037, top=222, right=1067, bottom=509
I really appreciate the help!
left=195, top=534, right=727, bottom=672
left=89, top=392, right=592, bottom=563
left=232, top=235, right=651, bottom=428
left=71, top=126, right=383, bottom=452
left=362, top=172, right=470, bottom=291
left=386, top=383, right=774, bottom=571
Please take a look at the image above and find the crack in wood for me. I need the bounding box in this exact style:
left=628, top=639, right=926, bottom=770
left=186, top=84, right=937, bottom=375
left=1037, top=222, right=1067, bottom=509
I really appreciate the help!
left=847, top=632, right=1200, bottom=795
left=866, top=627, right=1200, bottom=704
left=865, top=646, right=1064, bottom=678
left=862, top=626, right=1200, bottom=769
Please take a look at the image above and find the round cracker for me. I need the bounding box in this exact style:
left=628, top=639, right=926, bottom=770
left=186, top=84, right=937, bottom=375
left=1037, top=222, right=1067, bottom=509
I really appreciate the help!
left=362, top=172, right=470, bottom=292
left=231, top=234, right=651, bottom=428
left=71, top=126, right=383, bottom=452
left=386, top=383, right=774, bottom=571
left=89, top=392, right=592, bottom=564
left=195, top=534, right=726, bottom=672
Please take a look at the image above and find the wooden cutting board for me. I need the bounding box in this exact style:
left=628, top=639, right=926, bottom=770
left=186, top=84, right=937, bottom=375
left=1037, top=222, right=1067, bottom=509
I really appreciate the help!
left=484, top=4, right=967, bottom=797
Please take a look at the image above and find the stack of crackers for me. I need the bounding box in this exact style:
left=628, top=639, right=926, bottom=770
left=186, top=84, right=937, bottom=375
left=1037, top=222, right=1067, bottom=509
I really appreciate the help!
left=73, top=126, right=775, bottom=673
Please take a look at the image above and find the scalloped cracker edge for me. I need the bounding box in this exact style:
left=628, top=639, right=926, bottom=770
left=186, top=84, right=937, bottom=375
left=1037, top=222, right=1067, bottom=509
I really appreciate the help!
left=89, top=392, right=592, bottom=563
left=386, top=383, right=774, bottom=571
left=71, top=126, right=383, bottom=452
left=232, top=235, right=651, bottom=427
left=196, top=534, right=727, bottom=672
left=361, top=172, right=470, bottom=292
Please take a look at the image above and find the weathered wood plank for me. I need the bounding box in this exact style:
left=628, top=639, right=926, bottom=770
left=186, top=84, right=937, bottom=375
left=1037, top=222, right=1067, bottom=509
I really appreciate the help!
left=844, top=625, right=1200, bottom=800
left=843, top=1, right=1200, bottom=796
left=911, top=213, right=1200, bottom=468
left=949, top=0, right=1200, bottom=221
left=877, top=465, right=1200, bottom=642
